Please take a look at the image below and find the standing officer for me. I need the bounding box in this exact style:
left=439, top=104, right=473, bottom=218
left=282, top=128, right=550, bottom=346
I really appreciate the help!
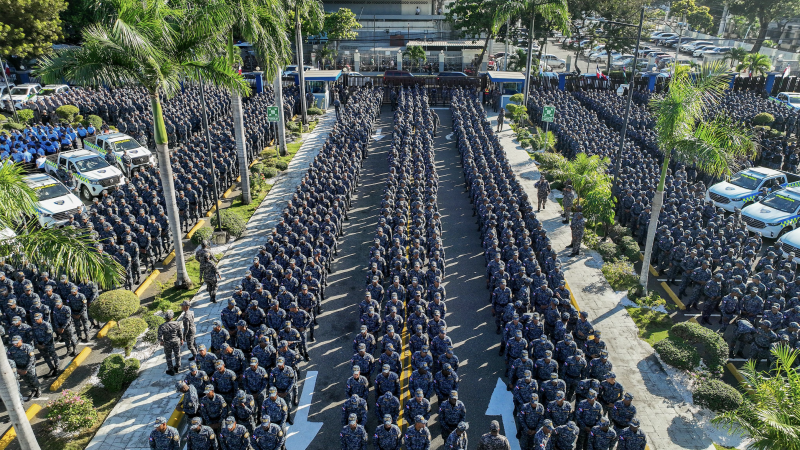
left=180, top=300, right=198, bottom=360
left=476, top=420, right=510, bottom=450
left=52, top=298, right=78, bottom=357
left=149, top=416, right=180, bottom=450
left=617, top=418, right=647, bottom=450
left=176, top=380, right=201, bottom=420
left=568, top=209, right=585, bottom=257
left=203, top=255, right=222, bottom=303
left=562, top=185, right=575, bottom=224
left=438, top=390, right=467, bottom=439
left=251, top=415, right=285, bottom=450
left=404, top=415, right=432, bottom=450
left=445, top=422, right=469, bottom=450
left=158, top=310, right=184, bottom=375
left=32, top=312, right=60, bottom=378
left=186, top=417, right=218, bottom=450
left=374, top=414, right=403, bottom=450
left=218, top=417, right=251, bottom=450
left=7, top=335, right=40, bottom=399
left=340, top=413, right=368, bottom=450
left=587, top=417, right=616, bottom=450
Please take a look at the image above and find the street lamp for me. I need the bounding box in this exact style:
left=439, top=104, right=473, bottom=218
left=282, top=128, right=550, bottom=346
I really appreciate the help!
left=607, top=7, right=645, bottom=192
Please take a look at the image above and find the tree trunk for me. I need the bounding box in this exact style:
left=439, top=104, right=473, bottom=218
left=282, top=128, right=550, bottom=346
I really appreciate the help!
left=228, top=33, right=251, bottom=205
left=150, top=93, right=192, bottom=289
left=476, top=31, right=494, bottom=73
left=638, top=154, right=670, bottom=294
left=295, top=7, right=309, bottom=126
left=524, top=12, right=535, bottom=105
left=0, top=341, right=40, bottom=450
left=751, top=21, right=769, bottom=54
left=274, top=64, right=288, bottom=157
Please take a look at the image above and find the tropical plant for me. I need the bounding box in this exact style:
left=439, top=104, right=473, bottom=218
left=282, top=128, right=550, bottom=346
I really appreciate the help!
left=0, top=163, right=123, bottom=289
left=722, top=47, right=748, bottom=68
left=736, top=53, right=772, bottom=76
left=713, top=346, right=800, bottom=449
left=317, top=44, right=338, bottom=69
left=529, top=126, right=557, bottom=151
left=46, top=390, right=99, bottom=432
left=582, top=180, right=616, bottom=234
left=89, top=289, right=140, bottom=327
left=204, top=0, right=292, bottom=205
left=36, top=0, right=252, bottom=289
left=549, top=152, right=611, bottom=202
left=637, top=61, right=756, bottom=293
left=493, top=0, right=570, bottom=103
left=403, top=45, right=427, bottom=72
left=508, top=48, right=534, bottom=71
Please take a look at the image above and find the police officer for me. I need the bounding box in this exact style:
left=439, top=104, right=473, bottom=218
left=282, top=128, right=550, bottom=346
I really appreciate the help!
left=617, top=418, right=647, bottom=450
left=438, top=390, right=466, bottom=439
left=31, top=312, right=60, bottom=378
left=187, top=417, right=219, bottom=450
left=218, top=416, right=251, bottom=450
left=476, top=420, right=510, bottom=450
left=7, top=335, right=40, bottom=399
left=251, top=415, right=285, bottom=450
left=180, top=300, right=198, bottom=360
left=149, top=416, right=180, bottom=450
left=177, top=380, right=201, bottom=420
left=374, top=414, right=403, bottom=450
left=52, top=298, right=78, bottom=357
left=159, top=310, right=184, bottom=375
left=340, top=413, right=368, bottom=450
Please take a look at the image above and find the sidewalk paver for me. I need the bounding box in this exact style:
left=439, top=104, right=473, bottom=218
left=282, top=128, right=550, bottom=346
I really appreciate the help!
left=488, top=112, right=715, bottom=450
left=86, top=112, right=337, bottom=450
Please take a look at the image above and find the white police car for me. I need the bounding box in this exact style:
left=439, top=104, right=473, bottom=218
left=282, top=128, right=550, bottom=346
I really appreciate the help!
left=705, top=167, right=800, bottom=212
left=741, top=187, right=800, bottom=238
left=43, top=149, right=126, bottom=200
left=23, top=173, right=84, bottom=227
left=85, top=133, right=154, bottom=175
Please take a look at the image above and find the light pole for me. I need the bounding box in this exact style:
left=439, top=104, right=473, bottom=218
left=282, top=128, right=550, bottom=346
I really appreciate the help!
left=608, top=7, right=645, bottom=191
left=1, top=57, right=18, bottom=121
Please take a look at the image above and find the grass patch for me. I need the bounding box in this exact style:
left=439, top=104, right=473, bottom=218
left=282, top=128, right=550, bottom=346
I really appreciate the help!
left=714, top=444, right=735, bottom=450
left=150, top=256, right=202, bottom=312
left=281, top=141, right=302, bottom=165
left=556, top=197, right=563, bottom=207
left=625, top=306, right=672, bottom=346
left=226, top=188, right=270, bottom=225
left=36, top=383, right=123, bottom=450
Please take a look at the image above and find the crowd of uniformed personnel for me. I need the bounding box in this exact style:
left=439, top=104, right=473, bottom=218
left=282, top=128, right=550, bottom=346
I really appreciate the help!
left=148, top=86, right=383, bottom=450
left=454, top=87, right=647, bottom=450
left=529, top=85, right=800, bottom=368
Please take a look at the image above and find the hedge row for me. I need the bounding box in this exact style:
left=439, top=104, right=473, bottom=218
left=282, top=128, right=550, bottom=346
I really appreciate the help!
left=692, top=378, right=743, bottom=412
left=654, top=337, right=700, bottom=370
left=670, top=322, right=729, bottom=372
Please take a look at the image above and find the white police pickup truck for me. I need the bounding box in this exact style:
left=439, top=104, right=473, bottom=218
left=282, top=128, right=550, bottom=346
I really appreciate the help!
left=84, top=133, right=154, bottom=176
left=43, top=149, right=126, bottom=200
left=741, top=187, right=800, bottom=238
left=24, top=173, right=84, bottom=227
left=705, top=167, right=800, bottom=212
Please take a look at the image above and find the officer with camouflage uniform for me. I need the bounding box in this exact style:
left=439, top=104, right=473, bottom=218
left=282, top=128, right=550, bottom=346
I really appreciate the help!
left=7, top=335, right=40, bottom=399
left=251, top=415, right=284, bottom=450
left=180, top=300, right=198, bottom=360
left=186, top=417, right=218, bottom=450
left=149, top=416, right=180, bottom=450
left=476, top=420, right=510, bottom=450
left=568, top=209, right=585, bottom=257
left=203, top=255, right=222, bottom=303
left=159, top=310, right=184, bottom=375
left=340, top=413, right=368, bottom=450
left=32, top=312, right=60, bottom=377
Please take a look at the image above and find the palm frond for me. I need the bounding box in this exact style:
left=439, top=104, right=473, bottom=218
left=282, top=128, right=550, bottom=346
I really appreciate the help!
left=0, top=163, right=38, bottom=228
left=182, top=57, right=252, bottom=98
left=672, top=116, right=756, bottom=177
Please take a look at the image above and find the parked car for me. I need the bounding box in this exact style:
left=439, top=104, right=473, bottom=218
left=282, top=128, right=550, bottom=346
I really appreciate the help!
left=383, top=70, right=414, bottom=79
left=2, top=83, right=41, bottom=110
left=692, top=45, right=716, bottom=57
left=776, top=92, right=800, bottom=110
left=681, top=41, right=712, bottom=53
left=35, top=84, right=71, bottom=99
left=702, top=46, right=732, bottom=56
left=542, top=54, right=566, bottom=69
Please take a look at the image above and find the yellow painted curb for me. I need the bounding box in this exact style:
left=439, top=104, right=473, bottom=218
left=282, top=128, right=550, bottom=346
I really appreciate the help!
left=397, top=324, right=411, bottom=430
left=727, top=362, right=754, bottom=394
left=0, top=404, right=41, bottom=449
left=223, top=186, right=235, bottom=199
left=564, top=281, right=580, bottom=311
left=163, top=251, right=176, bottom=265
left=186, top=220, right=206, bottom=240
left=661, top=282, right=686, bottom=310
left=689, top=316, right=699, bottom=324
left=50, top=347, right=92, bottom=391
left=206, top=201, right=222, bottom=217
left=236, top=175, right=241, bottom=183
left=134, top=269, right=161, bottom=298
left=167, top=395, right=185, bottom=428
left=97, top=320, right=116, bottom=338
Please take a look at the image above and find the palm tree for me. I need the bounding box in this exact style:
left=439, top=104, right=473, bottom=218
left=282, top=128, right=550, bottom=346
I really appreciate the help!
left=287, top=0, right=324, bottom=126
left=637, top=60, right=756, bottom=292
left=205, top=0, right=292, bottom=205
left=530, top=126, right=557, bottom=151
left=493, top=0, right=570, bottom=104
left=0, top=162, right=124, bottom=450
left=403, top=45, right=427, bottom=72
left=508, top=48, right=536, bottom=72
left=737, top=53, right=772, bottom=77
left=722, top=47, right=748, bottom=68
left=317, top=44, right=337, bottom=70
left=713, top=346, right=800, bottom=450
left=37, top=0, right=251, bottom=289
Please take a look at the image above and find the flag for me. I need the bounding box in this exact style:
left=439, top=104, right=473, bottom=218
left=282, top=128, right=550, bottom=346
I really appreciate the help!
left=596, top=65, right=608, bottom=80
left=784, top=65, right=791, bottom=78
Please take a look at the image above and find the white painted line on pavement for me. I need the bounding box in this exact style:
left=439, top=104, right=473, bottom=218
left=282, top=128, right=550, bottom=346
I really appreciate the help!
left=285, top=371, right=323, bottom=450
left=486, top=378, right=520, bottom=450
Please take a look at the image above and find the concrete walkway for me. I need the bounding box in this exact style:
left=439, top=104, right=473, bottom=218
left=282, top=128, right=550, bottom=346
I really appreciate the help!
left=86, top=112, right=337, bottom=450
left=487, top=113, right=715, bottom=450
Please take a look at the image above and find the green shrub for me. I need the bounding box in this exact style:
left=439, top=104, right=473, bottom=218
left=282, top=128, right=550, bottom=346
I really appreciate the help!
left=262, top=148, right=278, bottom=159
left=90, top=289, right=140, bottom=325
left=250, top=163, right=266, bottom=175
left=46, top=389, right=99, bottom=432
left=55, top=105, right=80, bottom=123
left=286, top=121, right=300, bottom=132
left=597, top=241, right=620, bottom=261
left=627, top=290, right=667, bottom=309
left=98, top=354, right=141, bottom=392
left=693, top=378, right=743, bottom=412
left=213, top=210, right=247, bottom=239
left=307, top=107, right=325, bottom=115
left=582, top=229, right=601, bottom=250
left=619, top=236, right=641, bottom=262
left=670, top=322, right=729, bottom=373
left=262, top=159, right=277, bottom=168
left=275, top=160, right=289, bottom=171
left=16, top=109, right=34, bottom=124
left=141, top=313, right=165, bottom=344
left=263, top=167, right=278, bottom=178
left=0, top=113, right=6, bottom=123
left=107, top=317, right=147, bottom=356
left=753, top=112, right=775, bottom=126
left=83, top=114, right=103, bottom=129
left=2, top=122, right=24, bottom=131
left=654, top=337, right=700, bottom=370
left=609, top=223, right=631, bottom=239
left=191, top=227, right=214, bottom=246
left=532, top=152, right=567, bottom=172
left=601, top=260, right=638, bottom=291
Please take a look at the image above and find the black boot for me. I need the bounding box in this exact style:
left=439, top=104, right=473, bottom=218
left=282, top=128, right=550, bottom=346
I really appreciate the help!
left=31, top=388, right=40, bottom=399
